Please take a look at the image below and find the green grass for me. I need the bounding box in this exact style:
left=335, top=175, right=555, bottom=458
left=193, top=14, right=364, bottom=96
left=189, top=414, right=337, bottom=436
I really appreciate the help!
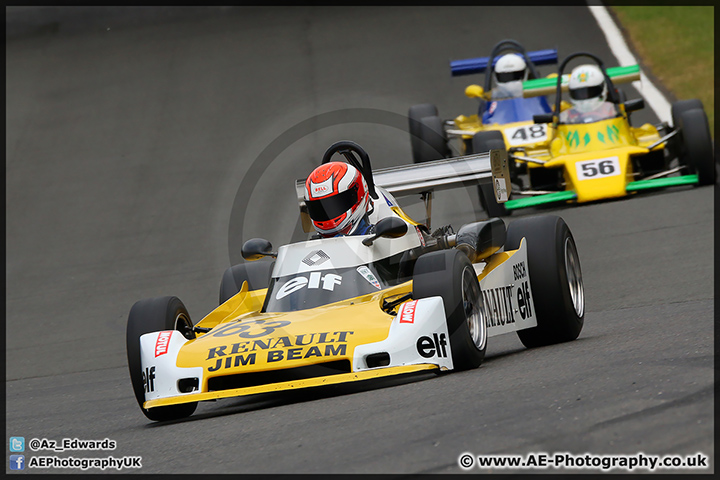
left=611, top=6, right=714, bottom=134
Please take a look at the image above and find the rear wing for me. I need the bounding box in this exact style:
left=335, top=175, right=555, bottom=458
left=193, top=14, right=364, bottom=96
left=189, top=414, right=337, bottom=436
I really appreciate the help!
left=450, top=48, right=558, bottom=77
left=523, top=64, right=641, bottom=98
left=296, top=150, right=511, bottom=231
left=372, top=151, right=510, bottom=197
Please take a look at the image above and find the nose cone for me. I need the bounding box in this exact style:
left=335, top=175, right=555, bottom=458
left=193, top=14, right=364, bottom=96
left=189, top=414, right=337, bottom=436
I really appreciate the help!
left=176, top=301, right=393, bottom=377
left=569, top=154, right=630, bottom=203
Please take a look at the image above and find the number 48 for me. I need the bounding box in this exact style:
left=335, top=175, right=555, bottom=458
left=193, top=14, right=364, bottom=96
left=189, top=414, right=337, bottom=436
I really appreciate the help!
left=511, top=125, right=545, bottom=141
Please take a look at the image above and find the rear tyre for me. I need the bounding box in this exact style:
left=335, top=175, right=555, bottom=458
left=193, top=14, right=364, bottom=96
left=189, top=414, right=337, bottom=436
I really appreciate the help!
left=219, top=261, right=275, bottom=304
left=413, top=249, right=487, bottom=370
left=669, top=99, right=704, bottom=161
left=473, top=131, right=509, bottom=217
left=409, top=104, right=438, bottom=133
left=409, top=104, right=442, bottom=163
left=505, top=215, right=584, bottom=348
left=126, top=296, right=198, bottom=421
left=678, top=108, right=716, bottom=185
left=411, top=115, right=450, bottom=163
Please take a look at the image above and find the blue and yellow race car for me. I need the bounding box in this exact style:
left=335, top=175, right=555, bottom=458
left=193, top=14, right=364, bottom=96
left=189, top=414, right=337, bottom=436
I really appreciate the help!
left=408, top=39, right=560, bottom=214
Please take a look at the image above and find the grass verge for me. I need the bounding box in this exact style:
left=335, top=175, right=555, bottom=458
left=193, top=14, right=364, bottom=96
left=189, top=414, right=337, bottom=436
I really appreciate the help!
left=610, top=6, right=714, bottom=134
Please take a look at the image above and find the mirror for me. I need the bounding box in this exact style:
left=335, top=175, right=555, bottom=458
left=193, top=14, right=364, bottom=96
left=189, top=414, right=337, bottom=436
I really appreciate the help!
left=376, top=216, right=408, bottom=238
left=464, top=84, right=484, bottom=99
left=362, top=217, right=408, bottom=246
left=625, top=98, right=645, bottom=112
left=533, top=113, right=553, bottom=124
left=241, top=238, right=276, bottom=261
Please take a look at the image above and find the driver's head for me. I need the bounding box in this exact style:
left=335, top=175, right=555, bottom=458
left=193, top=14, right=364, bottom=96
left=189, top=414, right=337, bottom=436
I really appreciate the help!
left=494, top=53, right=528, bottom=84
left=568, top=64, right=607, bottom=113
left=304, top=162, right=371, bottom=238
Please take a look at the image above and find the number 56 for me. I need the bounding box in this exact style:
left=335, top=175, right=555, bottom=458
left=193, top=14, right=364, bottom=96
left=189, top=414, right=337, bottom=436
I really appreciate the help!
left=581, top=160, right=615, bottom=177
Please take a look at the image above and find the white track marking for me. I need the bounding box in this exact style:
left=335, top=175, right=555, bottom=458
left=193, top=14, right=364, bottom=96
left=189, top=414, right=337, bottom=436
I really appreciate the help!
left=588, top=4, right=672, bottom=123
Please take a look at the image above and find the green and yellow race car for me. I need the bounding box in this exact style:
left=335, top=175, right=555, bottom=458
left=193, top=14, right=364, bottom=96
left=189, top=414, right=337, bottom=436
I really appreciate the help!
left=409, top=47, right=715, bottom=216
left=492, top=51, right=716, bottom=215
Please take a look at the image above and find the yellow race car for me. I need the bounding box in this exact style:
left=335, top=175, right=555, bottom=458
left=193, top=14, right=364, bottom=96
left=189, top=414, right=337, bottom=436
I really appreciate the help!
left=482, top=52, right=716, bottom=214
left=126, top=142, right=585, bottom=422
left=409, top=46, right=715, bottom=216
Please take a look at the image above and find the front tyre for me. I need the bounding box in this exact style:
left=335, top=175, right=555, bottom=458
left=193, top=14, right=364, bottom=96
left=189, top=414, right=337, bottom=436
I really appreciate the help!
left=413, top=249, right=487, bottom=370
left=505, top=215, right=584, bottom=348
left=678, top=108, right=716, bottom=185
left=126, top=296, right=198, bottom=422
left=219, top=261, right=275, bottom=304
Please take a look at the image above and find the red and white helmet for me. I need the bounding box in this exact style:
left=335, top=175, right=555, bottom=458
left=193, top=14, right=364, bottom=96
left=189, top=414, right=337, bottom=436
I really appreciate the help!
left=304, top=162, right=371, bottom=237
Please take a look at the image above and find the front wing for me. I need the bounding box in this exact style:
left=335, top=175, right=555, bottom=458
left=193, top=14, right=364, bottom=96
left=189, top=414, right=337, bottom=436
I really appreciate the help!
left=140, top=296, right=453, bottom=409
left=139, top=241, right=536, bottom=410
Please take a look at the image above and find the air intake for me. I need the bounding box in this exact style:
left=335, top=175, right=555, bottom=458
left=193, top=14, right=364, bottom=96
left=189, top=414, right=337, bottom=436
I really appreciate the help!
left=365, top=352, right=390, bottom=368
left=207, top=360, right=352, bottom=392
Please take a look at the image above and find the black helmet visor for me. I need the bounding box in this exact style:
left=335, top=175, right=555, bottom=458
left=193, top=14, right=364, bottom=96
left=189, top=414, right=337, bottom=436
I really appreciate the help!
left=306, top=185, right=358, bottom=222
left=570, top=84, right=604, bottom=100
left=495, top=70, right=524, bottom=83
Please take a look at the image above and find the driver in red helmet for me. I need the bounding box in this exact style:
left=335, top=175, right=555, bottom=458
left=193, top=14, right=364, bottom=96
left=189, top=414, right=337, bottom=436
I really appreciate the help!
left=304, top=162, right=374, bottom=238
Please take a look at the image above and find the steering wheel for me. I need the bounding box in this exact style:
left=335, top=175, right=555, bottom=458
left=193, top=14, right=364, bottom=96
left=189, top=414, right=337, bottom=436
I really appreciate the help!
left=321, top=141, right=378, bottom=199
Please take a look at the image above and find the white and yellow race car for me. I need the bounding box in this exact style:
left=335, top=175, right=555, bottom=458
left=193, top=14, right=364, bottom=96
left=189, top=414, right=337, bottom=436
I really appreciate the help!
left=126, top=142, right=585, bottom=422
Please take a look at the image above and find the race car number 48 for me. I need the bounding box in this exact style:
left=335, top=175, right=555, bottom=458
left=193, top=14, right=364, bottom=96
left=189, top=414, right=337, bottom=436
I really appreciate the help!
left=505, top=124, right=548, bottom=146
left=576, top=157, right=621, bottom=180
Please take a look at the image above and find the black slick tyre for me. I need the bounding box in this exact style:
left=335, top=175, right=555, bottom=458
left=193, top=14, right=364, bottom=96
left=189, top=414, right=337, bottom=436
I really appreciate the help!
left=671, top=99, right=703, bottom=130
left=126, top=296, right=198, bottom=422
left=505, top=215, right=584, bottom=348
left=411, top=115, right=450, bottom=163
left=412, top=249, right=487, bottom=370
left=409, top=104, right=440, bottom=163
left=678, top=108, right=716, bottom=185
left=219, top=261, right=275, bottom=304
left=669, top=99, right=704, bottom=161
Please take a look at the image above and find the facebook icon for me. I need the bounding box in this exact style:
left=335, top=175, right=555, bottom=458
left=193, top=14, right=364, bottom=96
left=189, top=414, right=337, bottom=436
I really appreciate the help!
left=10, top=455, right=25, bottom=470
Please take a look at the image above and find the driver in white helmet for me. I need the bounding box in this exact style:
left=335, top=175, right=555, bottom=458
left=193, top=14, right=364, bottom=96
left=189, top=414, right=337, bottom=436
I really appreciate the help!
left=560, top=64, right=619, bottom=124
left=492, top=53, right=529, bottom=99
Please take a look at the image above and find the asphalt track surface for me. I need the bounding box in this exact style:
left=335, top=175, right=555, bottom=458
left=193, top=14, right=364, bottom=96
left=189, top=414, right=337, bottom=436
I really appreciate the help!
left=6, top=6, right=715, bottom=474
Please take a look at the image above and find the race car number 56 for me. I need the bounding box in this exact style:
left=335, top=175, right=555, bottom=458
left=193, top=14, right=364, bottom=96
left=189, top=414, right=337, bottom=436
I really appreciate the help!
left=576, top=157, right=621, bottom=180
